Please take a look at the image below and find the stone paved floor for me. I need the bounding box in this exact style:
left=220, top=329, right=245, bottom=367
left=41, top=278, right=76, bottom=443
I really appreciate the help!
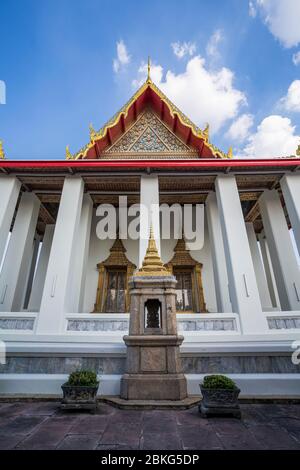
left=0, top=401, right=300, bottom=450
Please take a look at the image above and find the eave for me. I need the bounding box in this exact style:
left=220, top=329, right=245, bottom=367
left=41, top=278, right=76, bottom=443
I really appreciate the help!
left=1, top=157, right=299, bottom=174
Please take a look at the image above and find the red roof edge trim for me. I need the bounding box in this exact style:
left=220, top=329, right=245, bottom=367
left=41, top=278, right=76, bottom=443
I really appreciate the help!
left=0, top=158, right=299, bottom=169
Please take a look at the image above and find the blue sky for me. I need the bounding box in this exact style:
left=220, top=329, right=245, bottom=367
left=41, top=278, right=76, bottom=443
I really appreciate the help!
left=0, top=0, right=300, bottom=159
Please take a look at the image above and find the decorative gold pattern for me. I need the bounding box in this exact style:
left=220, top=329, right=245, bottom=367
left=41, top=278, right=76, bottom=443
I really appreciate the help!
left=105, top=109, right=193, bottom=154
left=0, top=141, right=5, bottom=159
left=66, top=145, right=73, bottom=160
left=136, top=226, right=169, bottom=277
left=165, top=237, right=207, bottom=313
left=93, top=238, right=136, bottom=313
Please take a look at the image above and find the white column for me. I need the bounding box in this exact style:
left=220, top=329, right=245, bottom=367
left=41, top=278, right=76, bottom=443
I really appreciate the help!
left=246, top=223, right=272, bottom=310
left=36, top=176, right=84, bottom=334
left=23, top=235, right=41, bottom=310
left=281, top=172, right=300, bottom=256
left=28, top=224, right=54, bottom=312
left=259, top=189, right=300, bottom=311
left=215, top=175, right=267, bottom=333
left=0, top=192, right=40, bottom=312
left=258, top=233, right=280, bottom=309
left=139, top=175, right=160, bottom=267
left=71, top=194, right=93, bottom=312
left=206, top=192, right=232, bottom=312
left=0, top=176, right=21, bottom=264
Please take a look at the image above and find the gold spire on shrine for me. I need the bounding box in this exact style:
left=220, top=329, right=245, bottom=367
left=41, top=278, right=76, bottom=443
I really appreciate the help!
left=136, top=225, right=169, bottom=277
left=296, top=142, right=300, bottom=156
left=227, top=146, right=233, bottom=159
left=0, top=140, right=6, bottom=159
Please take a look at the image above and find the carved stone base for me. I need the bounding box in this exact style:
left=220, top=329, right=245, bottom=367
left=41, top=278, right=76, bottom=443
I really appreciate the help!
left=101, top=395, right=200, bottom=410
left=120, top=373, right=187, bottom=401
left=199, top=402, right=241, bottom=419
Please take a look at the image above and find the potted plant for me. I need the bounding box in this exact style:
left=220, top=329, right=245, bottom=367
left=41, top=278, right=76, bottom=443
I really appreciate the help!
left=61, top=370, right=99, bottom=412
left=199, top=374, right=241, bottom=418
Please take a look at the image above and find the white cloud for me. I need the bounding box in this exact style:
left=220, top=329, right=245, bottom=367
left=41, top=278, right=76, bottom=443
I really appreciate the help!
left=171, top=41, right=196, bottom=59
left=249, top=1, right=257, bottom=18
left=279, top=80, right=300, bottom=112
left=226, top=114, right=254, bottom=141
left=132, top=56, right=246, bottom=134
left=113, top=40, right=131, bottom=73
left=242, top=115, right=299, bottom=157
left=206, top=29, right=224, bottom=60
left=292, top=51, right=300, bottom=66
left=251, top=0, right=300, bottom=48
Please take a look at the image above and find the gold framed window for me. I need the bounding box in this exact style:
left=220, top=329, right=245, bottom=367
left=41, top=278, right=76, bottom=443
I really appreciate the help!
left=165, top=238, right=207, bottom=313
left=93, top=238, right=136, bottom=313
left=174, top=269, right=194, bottom=312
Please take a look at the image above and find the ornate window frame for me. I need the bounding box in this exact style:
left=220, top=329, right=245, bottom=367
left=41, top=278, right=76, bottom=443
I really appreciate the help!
left=93, top=238, right=136, bottom=313
left=165, top=238, right=207, bottom=313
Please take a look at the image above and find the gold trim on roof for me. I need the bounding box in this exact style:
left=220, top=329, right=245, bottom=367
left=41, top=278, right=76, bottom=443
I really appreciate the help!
left=69, top=77, right=229, bottom=160
left=0, top=140, right=6, bottom=160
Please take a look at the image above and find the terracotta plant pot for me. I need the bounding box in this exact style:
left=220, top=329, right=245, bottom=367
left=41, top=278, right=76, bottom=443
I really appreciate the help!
left=199, top=385, right=241, bottom=418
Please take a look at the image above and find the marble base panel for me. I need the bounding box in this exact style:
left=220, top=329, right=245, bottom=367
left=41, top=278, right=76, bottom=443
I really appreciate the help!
left=1, top=354, right=300, bottom=374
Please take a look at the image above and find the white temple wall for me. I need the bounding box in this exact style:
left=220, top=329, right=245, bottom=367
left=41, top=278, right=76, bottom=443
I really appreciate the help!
left=82, top=207, right=217, bottom=313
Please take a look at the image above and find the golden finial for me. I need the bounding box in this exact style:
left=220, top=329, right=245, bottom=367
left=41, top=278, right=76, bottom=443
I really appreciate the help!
left=296, top=142, right=300, bottom=157
left=0, top=140, right=5, bottom=159
left=203, top=123, right=209, bottom=141
left=89, top=123, right=97, bottom=141
left=65, top=145, right=73, bottom=160
left=146, top=56, right=152, bottom=84
left=227, top=146, right=233, bottom=159
left=136, top=224, right=169, bottom=277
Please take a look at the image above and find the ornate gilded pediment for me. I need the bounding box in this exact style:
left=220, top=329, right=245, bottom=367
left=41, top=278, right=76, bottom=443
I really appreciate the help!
left=102, top=109, right=197, bottom=158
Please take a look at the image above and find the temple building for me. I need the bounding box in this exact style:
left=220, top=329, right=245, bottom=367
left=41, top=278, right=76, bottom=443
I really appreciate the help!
left=0, top=66, right=300, bottom=398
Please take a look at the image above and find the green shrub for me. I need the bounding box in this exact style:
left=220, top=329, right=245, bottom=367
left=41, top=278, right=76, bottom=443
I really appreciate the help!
left=67, top=370, right=99, bottom=387
left=201, top=374, right=237, bottom=390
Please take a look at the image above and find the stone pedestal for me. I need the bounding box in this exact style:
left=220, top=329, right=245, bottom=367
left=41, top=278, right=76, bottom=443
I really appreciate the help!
left=120, top=229, right=187, bottom=401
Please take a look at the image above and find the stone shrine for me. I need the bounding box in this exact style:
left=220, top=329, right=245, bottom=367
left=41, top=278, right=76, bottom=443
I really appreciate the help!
left=120, top=228, right=187, bottom=401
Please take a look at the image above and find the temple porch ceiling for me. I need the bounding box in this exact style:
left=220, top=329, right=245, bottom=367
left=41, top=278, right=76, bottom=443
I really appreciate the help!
left=7, top=171, right=290, bottom=237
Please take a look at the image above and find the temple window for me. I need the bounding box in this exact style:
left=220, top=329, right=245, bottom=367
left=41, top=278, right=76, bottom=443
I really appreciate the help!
left=93, top=238, right=135, bottom=313
left=165, top=238, right=207, bottom=313
left=174, top=270, right=194, bottom=312
left=104, top=269, right=126, bottom=313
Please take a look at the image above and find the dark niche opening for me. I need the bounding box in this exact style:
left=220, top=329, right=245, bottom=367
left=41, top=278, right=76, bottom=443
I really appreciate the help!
left=144, top=299, right=162, bottom=329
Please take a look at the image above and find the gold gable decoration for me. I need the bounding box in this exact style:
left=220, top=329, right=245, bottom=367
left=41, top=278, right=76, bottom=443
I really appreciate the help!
left=103, top=109, right=196, bottom=159
left=165, top=237, right=207, bottom=313
left=93, top=237, right=136, bottom=313
left=69, top=76, right=230, bottom=160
